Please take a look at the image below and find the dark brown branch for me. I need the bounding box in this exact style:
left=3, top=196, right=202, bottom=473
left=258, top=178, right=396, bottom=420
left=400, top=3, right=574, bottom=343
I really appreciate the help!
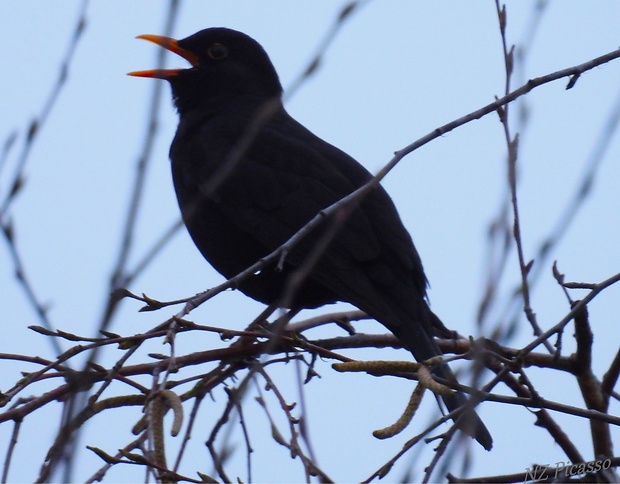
left=520, top=271, right=620, bottom=356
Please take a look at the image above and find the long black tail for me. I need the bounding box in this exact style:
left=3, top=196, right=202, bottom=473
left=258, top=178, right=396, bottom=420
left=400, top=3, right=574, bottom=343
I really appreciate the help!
left=430, top=356, right=492, bottom=450
left=390, top=310, right=493, bottom=451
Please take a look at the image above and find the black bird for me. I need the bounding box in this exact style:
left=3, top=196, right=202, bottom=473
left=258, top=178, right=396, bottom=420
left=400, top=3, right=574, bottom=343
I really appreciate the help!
left=130, top=27, right=492, bottom=450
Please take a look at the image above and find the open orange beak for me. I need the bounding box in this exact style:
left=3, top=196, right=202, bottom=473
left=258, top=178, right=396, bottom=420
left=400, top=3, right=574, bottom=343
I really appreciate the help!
left=128, top=34, right=200, bottom=79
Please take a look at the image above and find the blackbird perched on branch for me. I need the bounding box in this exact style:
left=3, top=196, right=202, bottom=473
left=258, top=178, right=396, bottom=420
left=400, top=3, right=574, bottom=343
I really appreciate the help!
left=129, top=27, right=492, bottom=450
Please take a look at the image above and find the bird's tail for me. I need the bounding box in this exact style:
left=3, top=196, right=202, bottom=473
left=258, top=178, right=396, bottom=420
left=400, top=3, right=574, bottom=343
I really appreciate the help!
left=430, top=358, right=493, bottom=450
left=390, top=312, right=493, bottom=451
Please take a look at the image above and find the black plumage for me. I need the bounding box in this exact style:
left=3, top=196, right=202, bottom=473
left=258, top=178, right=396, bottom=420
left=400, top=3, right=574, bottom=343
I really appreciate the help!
left=130, top=27, right=492, bottom=450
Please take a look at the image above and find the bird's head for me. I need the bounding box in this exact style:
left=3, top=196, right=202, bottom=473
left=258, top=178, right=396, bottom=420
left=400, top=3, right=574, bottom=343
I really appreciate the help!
left=129, top=28, right=283, bottom=115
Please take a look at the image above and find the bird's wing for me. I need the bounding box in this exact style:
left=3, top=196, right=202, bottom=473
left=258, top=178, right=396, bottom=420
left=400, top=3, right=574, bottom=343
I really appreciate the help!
left=196, top=112, right=424, bottom=282
left=180, top=110, right=429, bottom=320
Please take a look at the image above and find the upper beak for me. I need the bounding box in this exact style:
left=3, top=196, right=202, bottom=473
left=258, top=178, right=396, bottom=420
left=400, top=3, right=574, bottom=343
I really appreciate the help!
left=128, top=34, right=200, bottom=79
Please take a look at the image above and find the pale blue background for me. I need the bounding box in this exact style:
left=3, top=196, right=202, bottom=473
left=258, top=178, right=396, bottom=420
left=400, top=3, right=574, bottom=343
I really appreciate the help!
left=1, top=2, right=619, bottom=482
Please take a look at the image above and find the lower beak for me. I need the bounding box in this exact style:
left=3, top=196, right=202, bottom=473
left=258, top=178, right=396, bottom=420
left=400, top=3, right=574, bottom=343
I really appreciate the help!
left=128, top=34, right=199, bottom=79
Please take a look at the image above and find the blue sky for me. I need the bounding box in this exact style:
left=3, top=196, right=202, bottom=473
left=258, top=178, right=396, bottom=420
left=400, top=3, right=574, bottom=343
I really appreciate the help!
left=2, top=2, right=620, bottom=482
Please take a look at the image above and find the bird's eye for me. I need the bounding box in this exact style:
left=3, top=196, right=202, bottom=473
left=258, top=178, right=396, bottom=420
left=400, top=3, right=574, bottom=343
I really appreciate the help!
left=207, top=43, right=228, bottom=60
